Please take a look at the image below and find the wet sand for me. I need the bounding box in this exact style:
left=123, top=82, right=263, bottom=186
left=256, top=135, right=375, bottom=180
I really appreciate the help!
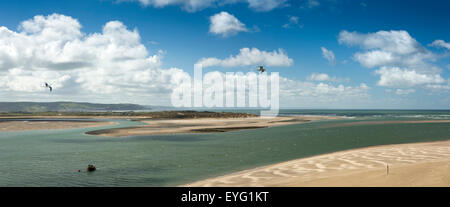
left=185, top=139, right=450, bottom=187
left=0, top=120, right=115, bottom=132
left=86, top=116, right=340, bottom=137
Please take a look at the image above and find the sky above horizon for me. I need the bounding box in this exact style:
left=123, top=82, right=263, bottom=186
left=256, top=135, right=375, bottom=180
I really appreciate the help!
left=0, top=0, right=449, bottom=109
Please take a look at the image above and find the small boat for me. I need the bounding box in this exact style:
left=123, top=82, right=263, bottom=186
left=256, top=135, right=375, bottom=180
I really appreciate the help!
left=87, top=164, right=96, bottom=172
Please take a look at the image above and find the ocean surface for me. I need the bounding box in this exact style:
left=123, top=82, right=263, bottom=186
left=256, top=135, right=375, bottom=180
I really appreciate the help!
left=1, top=110, right=450, bottom=186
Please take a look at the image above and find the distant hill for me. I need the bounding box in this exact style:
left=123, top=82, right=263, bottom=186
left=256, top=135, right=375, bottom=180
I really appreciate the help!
left=0, top=102, right=148, bottom=112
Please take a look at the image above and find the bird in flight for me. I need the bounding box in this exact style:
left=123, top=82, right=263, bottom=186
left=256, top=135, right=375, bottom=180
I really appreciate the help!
left=258, top=66, right=266, bottom=73
left=44, top=82, right=53, bottom=92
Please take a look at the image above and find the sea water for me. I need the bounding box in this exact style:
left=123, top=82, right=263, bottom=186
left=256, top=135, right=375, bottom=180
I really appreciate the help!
left=0, top=110, right=450, bottom=186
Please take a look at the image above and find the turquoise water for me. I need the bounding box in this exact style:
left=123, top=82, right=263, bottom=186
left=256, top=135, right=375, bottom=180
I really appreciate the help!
left=1, top=110, right=450, bottom=186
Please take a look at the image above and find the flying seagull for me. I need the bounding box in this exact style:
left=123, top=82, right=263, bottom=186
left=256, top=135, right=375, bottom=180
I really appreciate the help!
left=258, top=66, right=266, bottom=73
left=44, top=82, right=52, bottom=92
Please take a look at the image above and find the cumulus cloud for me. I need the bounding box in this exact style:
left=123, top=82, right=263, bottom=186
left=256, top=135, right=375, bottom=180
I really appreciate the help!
left=429, top=40, right=450, bottom=50
left=375, top=67, right=444, bottom=88
left=307, top=73, right=330, bottom=82
left=194, top=47, right=369, bottom=107
left=387, top=88, right=415, bottom=95
left=352, top=50, right=396, bottom=68
left=321, top=47, right=336, bottom=65
left=134, top=0, right=216, bottom=12
left=130, top=0, right=286, bottom=12
left=280, top=77, right=370, bottom=107
left=426, top=82, right=450, bottom=91
left=282, top=16, right=302, bottom=29
left=245, top=0, right=287, bottom=11
left=307, top=0, right=320, bottom=8
left=307, top=73, right=349, bottom=83
left=0, top=68, right=71, bottom=92
left=339, top=30, right=424, bottom=56
left=0, top=14, right=189, bottom=104
left=195, top=71, right=370, bottom=107
left=395, top=89, right=415, bottom=95
left=209, top=12, right=248, bottom=37
left=339, top=30, right=447, bottom=93
left=197, top=47, right=293, bottom=68
left=1, top=13, right=373, bottom=108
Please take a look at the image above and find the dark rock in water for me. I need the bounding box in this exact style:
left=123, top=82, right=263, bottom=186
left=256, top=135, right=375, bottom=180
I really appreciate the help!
left=87, top=164, right=96, bottom=172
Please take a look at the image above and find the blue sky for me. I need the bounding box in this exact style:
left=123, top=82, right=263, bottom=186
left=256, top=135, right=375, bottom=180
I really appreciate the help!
left=0, top=0, right=449, bottom=108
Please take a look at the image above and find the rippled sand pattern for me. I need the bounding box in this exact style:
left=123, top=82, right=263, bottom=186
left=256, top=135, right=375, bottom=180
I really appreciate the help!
left=186, top=141, right=450, bottom=187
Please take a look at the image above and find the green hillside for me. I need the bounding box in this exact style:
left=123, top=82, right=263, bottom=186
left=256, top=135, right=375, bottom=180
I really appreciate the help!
left=0, top=102, right=147, bottom=112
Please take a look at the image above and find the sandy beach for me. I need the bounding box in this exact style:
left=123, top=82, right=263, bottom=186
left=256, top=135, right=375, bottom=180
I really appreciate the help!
left=185, top=139, right=450, bottom=187
left=85, top=116, right=340, bottom=137
left=0, top=120, right=116, bottom=132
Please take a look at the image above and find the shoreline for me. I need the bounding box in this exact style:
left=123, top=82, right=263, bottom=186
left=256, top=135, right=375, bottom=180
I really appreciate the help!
left=0, top=120, right=116, bottom=132
left=85, top=116, right=341, bottom=137
left=0, top=114, right=342, bottom=135
left=1, top=113, right=450, bottom=186
left=184, top=139, right=450, bottom=187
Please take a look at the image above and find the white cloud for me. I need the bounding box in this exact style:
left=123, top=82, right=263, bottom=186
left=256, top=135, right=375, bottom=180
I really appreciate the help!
left=197, top=47, right=293, bottom=68
left=1, top=68, right=71, bottom=92
left=307, top=0, right=320, bottom=8
left=321, top=47, right=336, bottom=65
left=307, top=73, right=349, bottom=82
left=395, top=89, right=415, bottom=95
left=282, top=16, right=302, bottom=29
left=194, top=47, right=368, bottom=107
left=199, top=71, right=370, bottom=107
left=375, top=67, right=444, bottom=88
left=131, top=0, right=286, bottom=12
left=0, top=14, right=190, bottom=105
left=209, top=12, right=248, bottom=37
left=280, top=77, right=370, bottom=107
left=245, top=0, right=287, bottom=11
left=386, top=88, right=415, bottom=95
left=353, top=50, right=396, bottom=68
left=281, top=80, right=369, bottom=97
left=307, top=73, right=330, bottom=81
left=181, top=70, right=370, bottom=108
left=0, top=13, right=372, bottom=108
left=426, top=82, right=450, bottom=91
left=135, top=0, right=216, bottom=12
left=429, top=40, right=450, bottom=50
left=338, top=30, right=425, bottom=56
left=339, top=30, right=447, bottom=92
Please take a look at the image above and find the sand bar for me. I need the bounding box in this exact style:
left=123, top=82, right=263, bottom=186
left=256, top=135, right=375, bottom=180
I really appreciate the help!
left=86, top=116, right=340, bottom=137
left=185, top=140, right=450, bottom=187
left=0, top=120, right=116, bottom=132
